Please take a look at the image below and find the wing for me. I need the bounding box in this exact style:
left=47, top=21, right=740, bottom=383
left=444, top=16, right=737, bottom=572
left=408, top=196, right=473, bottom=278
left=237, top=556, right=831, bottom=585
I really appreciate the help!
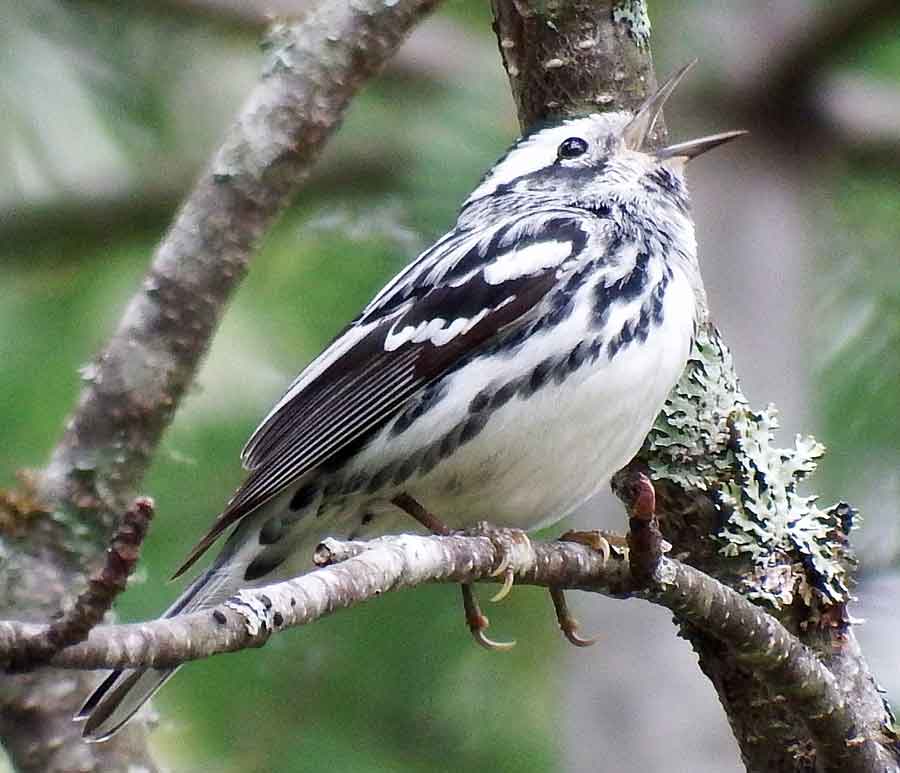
left=174, top=210, right=593, bottom=577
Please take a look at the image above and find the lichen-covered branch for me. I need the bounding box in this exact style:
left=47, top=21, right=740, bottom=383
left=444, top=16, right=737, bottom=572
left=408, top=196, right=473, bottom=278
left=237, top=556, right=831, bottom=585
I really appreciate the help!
left=492, top=1, right=898, bottom=770
left=0, top=531, right=888, bottom=771
left=639, top=242, right=898, bottom=773
left=652, top=559, right=894, bottom=773
left=646, top=325, right=857, bottom=608
left=1, top=3, right=441, bottom=772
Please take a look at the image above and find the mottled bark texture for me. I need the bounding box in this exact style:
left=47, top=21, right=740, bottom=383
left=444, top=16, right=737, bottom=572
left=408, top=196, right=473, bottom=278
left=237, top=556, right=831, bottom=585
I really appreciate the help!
left=0, top=1, right=439, bottom=771
left=493, top=1, right=898, bottom=771
left=491, top=0, right=658, bottom=134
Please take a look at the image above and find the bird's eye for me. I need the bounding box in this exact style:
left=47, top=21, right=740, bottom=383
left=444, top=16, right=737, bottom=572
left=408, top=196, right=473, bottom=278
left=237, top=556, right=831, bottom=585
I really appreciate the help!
left=557, top=137, right=589, bottom=160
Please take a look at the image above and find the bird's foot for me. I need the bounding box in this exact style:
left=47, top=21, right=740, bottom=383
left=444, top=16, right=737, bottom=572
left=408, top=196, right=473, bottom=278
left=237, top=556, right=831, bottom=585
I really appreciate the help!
left=549, top=586, right=598, bottom=647
left=557, top=529, right=629, bottom=563
left=461, top=583, right=516, bottom=651
left=391, top=495, right=518, bottom=651
left=463, top=521, right=531, bottom=603
left=547, top=529, right=627, bottom=649
left=456, top=521, right=532, bottom=651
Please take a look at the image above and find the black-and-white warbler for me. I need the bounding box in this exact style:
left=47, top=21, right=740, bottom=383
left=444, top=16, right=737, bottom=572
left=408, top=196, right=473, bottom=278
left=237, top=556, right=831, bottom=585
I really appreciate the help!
left=78, top=62, right=744, bottom=740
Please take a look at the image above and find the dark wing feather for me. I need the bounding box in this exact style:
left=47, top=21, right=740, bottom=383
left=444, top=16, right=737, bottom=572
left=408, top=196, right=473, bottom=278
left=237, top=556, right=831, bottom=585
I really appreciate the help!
left=173, top=212, right=589, bottom=578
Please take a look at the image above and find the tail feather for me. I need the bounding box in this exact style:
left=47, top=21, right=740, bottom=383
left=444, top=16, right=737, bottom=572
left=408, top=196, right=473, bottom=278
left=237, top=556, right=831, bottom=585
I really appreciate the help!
left=78, top=668, right=176, bottom=741
left=77, top=563, right=240, bottom=741
left=77, top=492, right=322, bottom=741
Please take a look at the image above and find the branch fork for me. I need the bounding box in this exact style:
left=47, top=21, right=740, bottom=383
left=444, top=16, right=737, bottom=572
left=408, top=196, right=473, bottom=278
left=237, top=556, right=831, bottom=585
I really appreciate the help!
left=6, top=498, right=154, bottom=672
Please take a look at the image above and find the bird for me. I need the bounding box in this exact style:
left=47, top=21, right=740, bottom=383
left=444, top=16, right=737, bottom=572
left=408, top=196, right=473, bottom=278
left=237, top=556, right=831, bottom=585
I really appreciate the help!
left=77, top=61, right=744, bottom=741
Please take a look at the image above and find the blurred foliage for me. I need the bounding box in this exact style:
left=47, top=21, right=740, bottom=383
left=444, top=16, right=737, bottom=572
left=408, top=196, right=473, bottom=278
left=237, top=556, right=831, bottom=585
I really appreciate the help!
left=816, top=166, right=900, bottom=498
left=1, top=0, right=899, bottom=770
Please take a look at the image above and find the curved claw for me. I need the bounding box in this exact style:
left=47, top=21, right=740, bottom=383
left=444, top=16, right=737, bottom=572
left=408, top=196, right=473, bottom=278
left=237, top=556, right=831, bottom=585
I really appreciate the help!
left=560, top=623, right=598, bottom=648
left=473, top=627, right=517, bottom=651
left=550, top=587, right=599, bottom=648
left=489, top=548, right=510, bottom=578
left=462, top=583, right=515, bottom=651
left=559, top=529, right=613, bottom=564
left=597, top=537, right=611, bottom=566
left=490, top=569, right=515, bottom=603
left=391, top=500, right=519, bottom=651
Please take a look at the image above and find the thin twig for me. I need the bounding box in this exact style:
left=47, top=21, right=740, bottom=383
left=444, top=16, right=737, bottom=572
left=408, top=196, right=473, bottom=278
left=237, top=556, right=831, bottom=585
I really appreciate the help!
left=612, top=467, right=662, bottom=585
left=8, top=498, right=154, bottom=672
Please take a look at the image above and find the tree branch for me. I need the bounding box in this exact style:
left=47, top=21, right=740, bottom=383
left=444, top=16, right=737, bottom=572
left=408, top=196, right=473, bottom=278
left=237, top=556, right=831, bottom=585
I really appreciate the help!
left=38, top=0, right=440, bottom=536
left=7, top=498, right=154, bottom=671
left=491, top=0, right=661, bottom=136
left=0, top=531, right=889, bottom=770
left=1, top=2, right=441, bottom=772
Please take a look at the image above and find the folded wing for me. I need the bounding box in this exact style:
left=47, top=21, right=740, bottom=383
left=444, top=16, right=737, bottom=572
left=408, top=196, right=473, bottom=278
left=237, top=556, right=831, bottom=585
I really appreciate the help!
left=173, top=210, right=592, bottom=577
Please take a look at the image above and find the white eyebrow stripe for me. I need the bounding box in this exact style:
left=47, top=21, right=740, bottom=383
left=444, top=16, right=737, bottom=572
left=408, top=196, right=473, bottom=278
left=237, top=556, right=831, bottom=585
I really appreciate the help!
left=463, top=112, right=632, bottom=204
left=465, top=123, right=580, bottom=200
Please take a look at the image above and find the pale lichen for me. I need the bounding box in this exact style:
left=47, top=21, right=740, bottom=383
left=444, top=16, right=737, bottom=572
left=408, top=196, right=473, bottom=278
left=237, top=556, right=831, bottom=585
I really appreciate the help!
left=643, top=324, right=856, bottom=608
left=612, top=0, right=652, bottom=49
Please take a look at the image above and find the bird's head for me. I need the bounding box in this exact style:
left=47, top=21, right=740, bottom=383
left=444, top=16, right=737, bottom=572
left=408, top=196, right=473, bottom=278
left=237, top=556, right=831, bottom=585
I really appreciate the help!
left=461, top=61, right=745, bottom=217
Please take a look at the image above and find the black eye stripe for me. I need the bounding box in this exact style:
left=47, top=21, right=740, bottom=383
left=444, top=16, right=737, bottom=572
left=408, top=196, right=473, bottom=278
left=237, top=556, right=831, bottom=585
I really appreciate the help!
left=557, top=137, right=589, bottom=160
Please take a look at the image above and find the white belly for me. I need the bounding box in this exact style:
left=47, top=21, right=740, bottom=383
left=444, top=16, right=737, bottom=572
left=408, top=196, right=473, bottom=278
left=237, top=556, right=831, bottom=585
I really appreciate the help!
left=341, top=271, right=697, bottom=532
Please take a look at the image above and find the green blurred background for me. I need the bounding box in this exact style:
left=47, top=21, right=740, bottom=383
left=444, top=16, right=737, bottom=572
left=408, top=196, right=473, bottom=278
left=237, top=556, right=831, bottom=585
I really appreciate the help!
left=2, top=1, right=899, bottom=771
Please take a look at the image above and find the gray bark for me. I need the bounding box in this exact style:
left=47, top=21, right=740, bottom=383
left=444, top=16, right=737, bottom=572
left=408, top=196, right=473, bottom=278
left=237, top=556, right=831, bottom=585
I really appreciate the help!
left=0, top=1, right=440, bottom=771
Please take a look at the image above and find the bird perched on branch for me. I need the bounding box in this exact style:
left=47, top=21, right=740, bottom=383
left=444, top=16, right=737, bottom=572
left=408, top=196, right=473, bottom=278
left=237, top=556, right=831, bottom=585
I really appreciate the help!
left=78, top=61, right=744, bottom=740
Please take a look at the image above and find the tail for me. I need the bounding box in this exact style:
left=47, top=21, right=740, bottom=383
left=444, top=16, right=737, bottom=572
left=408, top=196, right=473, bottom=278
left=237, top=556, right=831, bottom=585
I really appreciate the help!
left=76, top=562, right=244, bottom=741
left=76, top=668, right=174, bottom=742
left=76, top=488, right=324, bottom=741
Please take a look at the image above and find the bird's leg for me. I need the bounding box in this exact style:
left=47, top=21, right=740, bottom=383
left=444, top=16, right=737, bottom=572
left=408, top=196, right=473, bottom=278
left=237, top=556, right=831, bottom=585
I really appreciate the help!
left=460, top=582, right=517, bottom=652
left=461, top=520, right=522, bottom=603
left=548, top=586, right=597, bottom=648
left=549, top=467, right=662, bottom=647
left=391, top=493, right=515, bottom=651
left=548, top=529, right=627, bottom=649
left=391, top=492, right=452, bottom=537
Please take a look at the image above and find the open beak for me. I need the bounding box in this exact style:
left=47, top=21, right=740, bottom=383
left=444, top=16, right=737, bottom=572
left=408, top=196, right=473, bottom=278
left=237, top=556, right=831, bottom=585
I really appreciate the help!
left=656, top=130, right=748, bottom=161
left=622, top=60, right=747, bottom=161
left=622, top=59, right=698, bottom=151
